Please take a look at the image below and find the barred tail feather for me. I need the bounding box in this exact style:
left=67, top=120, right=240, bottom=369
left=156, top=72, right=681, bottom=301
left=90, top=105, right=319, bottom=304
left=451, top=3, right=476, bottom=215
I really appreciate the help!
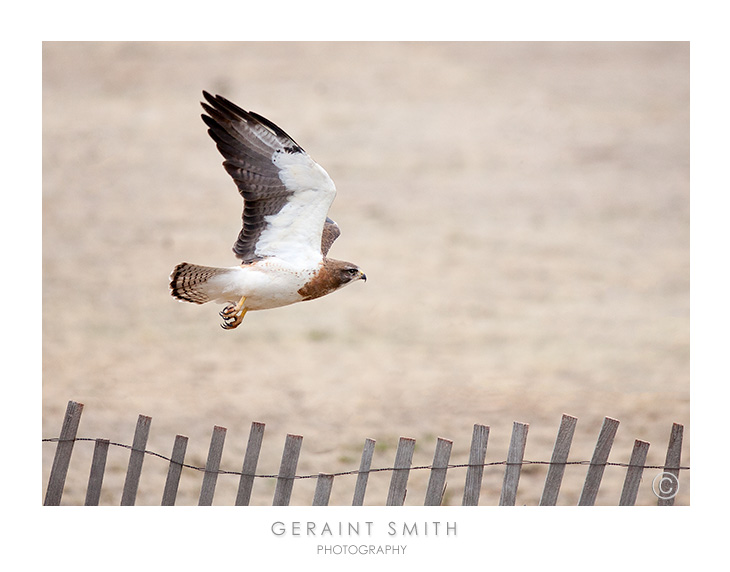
left=169, top=262, right=233, bottom=304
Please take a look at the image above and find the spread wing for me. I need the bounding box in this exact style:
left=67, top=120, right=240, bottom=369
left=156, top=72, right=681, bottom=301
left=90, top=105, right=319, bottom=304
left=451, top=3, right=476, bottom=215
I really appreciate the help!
left=201, top=91, right=337, bottom=264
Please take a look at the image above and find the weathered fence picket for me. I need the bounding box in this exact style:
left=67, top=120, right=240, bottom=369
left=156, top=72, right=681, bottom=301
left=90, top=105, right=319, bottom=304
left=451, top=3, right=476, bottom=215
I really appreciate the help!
left=540, top=414, right=578, bottom=506
left=43, top=401, right=689, bottom=506
left=462, top=424, right=490, bottom=506
left=44, top=401, right=84, bottom=506
left=619, top=439, right=650, bottom=506
left=658, top=422, right=684, bottom=506
left=120, top=414, right=151, bottom=506
left=162, top=435, right=188, bottom=506
left=84, top=438, right=109, bottom=506
left=235, top=422, right=265, bottom=506
left=424, top=438, right=453, bottom=506
left=499, top=422, right=529, bottom=506
left=199, top=425, right=226, bottom=505
left=578, top=417, right=620, bottom=506
left=386, top=437, right=416, bottom=506
left=313, top=474, right=335, bottom=506
left=273, top=434, right=303, bottom=506
left=352, top=438, right=376, bottom=506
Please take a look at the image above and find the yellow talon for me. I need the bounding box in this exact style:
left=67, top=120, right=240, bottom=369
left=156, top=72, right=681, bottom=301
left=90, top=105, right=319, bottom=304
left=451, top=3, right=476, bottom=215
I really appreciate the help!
left=220, top=296, right=247, bottom=329
left=232, top=295, right=248, bottom=314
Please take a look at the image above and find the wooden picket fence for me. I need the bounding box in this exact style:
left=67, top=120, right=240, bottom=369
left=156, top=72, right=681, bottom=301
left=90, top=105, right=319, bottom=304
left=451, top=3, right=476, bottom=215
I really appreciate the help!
left=43, top=400, right=687, bottom=506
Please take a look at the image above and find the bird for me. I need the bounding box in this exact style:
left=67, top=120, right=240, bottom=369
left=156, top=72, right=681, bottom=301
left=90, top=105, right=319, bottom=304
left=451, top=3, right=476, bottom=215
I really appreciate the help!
left=169, top=91, right=366, bottom=330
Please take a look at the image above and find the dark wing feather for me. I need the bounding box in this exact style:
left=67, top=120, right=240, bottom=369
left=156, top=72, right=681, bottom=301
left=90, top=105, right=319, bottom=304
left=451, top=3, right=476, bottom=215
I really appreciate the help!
left=201, top=91, right=310, bottom=262
left=321, top=217, right=341, bottom=256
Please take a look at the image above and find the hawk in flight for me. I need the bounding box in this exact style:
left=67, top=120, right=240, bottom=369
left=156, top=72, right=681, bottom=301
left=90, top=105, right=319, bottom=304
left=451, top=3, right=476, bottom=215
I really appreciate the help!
left=170, top=92, right=366, bottom=329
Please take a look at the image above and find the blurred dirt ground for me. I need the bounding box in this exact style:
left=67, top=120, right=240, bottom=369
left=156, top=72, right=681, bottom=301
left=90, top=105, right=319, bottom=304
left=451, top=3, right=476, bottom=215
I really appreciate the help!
left=42, top=42, right=689, bottom=505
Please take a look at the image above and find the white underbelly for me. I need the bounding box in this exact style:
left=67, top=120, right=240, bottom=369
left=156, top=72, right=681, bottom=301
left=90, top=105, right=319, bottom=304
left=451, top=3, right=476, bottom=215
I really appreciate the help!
left=205, top=261, right=319, bottom=310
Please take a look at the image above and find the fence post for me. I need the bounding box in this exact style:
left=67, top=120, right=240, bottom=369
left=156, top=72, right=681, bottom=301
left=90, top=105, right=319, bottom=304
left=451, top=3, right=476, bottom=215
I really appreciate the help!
left=657, top=423, right=683, bottom=506
left=499, top=422, right=529, bottom=506
left=462, top=424, right=489, bottom=506
left=235, top=422, right=265, bottom=506
left=84, top=438, right=110, bottom=506
left=313, top=474, right=334, bottom=506
left=273, top=434, right=303, bottom=506
left=540, top=414, right=577, bottom=506
left=386, top=437, right=416, bottom=506
left=162, top=435, right=189, bottom=506
left=199, top=425, right=227, bottom=506
left=44, top=400, right=84, bottom=506
left=120, top=414, right=152, bottom=506
left=578, top=417, right=619, bottom=506
left=352, top=438, right=376, bottom=506
left=619, top=439, right=650, bottom=506
left=425, top=438, right=453, bottom=506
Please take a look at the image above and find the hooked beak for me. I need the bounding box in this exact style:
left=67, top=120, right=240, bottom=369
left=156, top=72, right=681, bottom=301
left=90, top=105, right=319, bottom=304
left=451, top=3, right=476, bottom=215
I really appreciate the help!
left=358, top=270, right=367, bottom=283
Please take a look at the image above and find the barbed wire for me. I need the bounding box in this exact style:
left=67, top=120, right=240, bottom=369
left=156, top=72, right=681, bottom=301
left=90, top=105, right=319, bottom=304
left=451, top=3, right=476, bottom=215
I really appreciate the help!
left=42, top=437, right=690, bottom=479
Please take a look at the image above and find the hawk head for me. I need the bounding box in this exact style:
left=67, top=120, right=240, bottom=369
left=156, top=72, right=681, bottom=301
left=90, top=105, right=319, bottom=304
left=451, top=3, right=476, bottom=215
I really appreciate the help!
left=298, top=259, right=366, bottom=301
left=338, top=262, right=367, bottom=285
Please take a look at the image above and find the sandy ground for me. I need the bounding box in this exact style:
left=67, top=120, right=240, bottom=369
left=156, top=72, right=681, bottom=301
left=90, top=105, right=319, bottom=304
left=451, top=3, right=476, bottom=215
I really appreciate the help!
left=42, top=42, right=689, bottom=505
